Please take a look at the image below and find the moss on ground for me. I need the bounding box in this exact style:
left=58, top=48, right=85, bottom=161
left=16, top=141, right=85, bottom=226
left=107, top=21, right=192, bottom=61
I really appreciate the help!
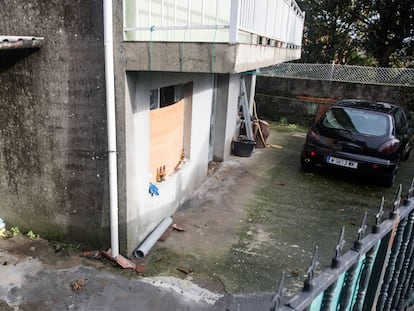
left=141, top=123, right=414, bottom=295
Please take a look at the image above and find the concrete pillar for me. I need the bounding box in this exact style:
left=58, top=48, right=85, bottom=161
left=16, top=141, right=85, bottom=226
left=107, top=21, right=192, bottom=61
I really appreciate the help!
left=213, top=73, right=240, bottom=161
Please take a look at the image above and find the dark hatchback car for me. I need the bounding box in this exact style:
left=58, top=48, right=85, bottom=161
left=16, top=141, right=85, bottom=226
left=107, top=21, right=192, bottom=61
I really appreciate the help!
left=300, top=99, right=414, bottom=187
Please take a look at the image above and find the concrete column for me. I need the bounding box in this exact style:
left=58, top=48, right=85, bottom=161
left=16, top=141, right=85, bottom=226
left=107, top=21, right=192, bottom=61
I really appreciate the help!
left=213, top=73, right=240, bottom=161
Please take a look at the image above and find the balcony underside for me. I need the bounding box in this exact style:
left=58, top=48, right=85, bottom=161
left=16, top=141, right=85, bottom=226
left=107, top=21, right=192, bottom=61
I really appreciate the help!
left=123, top=42, right=301, bottom=73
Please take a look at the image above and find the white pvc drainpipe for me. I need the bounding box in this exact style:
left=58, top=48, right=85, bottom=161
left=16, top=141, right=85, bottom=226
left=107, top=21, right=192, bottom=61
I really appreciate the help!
left=133, top=217, right=173, bottom=258
left=103, top=0, right=119, bottom=258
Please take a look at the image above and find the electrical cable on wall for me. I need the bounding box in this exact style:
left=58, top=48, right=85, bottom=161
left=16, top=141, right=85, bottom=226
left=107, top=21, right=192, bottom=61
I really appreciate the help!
left=210, top=26, right=218, bottom=73
left=148, top=25, right=155, bottom=71
left=180, top=27, right=188, bottom=72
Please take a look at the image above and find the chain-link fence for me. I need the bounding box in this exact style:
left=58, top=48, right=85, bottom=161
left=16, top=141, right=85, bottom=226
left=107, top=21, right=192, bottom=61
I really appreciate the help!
left=263, top=63, right=414, bottom=87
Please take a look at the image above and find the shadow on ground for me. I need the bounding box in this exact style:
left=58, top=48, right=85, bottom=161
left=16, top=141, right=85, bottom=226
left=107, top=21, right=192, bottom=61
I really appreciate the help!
left=1, top=124, right=412, bottom=310
left=143, top=124, right=414, bottom=296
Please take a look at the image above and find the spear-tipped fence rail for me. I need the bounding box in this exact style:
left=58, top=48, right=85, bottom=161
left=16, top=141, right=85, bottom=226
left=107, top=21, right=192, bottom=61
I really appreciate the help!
left=271, top=178, right=414, bottom=311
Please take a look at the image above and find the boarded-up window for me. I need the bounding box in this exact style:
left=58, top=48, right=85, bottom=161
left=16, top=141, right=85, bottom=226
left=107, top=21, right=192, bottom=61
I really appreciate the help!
left=149, top=100, right=184, bottom=181
left=149, top=83, right=192, bottom=182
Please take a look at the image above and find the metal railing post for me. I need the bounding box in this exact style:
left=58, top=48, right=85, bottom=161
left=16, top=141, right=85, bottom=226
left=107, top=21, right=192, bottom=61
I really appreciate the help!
left=229, top=0, right=240, bottom=43
left=278, top=180, right=414, bottom=311
left=392, top=210, right=414, bottom=309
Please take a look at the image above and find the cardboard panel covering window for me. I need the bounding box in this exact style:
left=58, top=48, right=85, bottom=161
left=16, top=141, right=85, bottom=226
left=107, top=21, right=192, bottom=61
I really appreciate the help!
left=149, top=100, right=184, bottom=182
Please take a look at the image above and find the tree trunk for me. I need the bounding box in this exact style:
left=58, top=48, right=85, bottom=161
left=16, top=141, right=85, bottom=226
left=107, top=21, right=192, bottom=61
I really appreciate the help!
left=377, top=53, right=391, bottom=68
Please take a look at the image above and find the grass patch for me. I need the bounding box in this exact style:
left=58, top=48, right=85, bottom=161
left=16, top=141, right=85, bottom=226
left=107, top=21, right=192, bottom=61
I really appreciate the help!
left=268, top=120, right=308, bottom=133
left=128, top=127, right=412, bottom=295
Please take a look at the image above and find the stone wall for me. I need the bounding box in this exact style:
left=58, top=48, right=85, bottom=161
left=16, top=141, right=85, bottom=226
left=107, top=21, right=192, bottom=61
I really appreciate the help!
left=0, top=0, right=109, bottom=247
left=255, top=76, right=414, bottom=126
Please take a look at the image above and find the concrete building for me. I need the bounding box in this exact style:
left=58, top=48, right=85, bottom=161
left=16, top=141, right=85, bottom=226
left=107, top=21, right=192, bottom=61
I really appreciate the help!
left=0, top=0, right=304, bottom=255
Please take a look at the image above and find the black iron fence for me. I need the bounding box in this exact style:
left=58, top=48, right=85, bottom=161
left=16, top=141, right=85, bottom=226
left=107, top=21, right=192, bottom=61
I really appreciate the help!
left=271, top=179, right=414, bottom=310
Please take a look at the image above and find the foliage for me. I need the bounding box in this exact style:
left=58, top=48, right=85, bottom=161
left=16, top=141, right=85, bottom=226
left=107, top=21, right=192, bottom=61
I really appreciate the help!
left=300, top=0, right=360, bottom=64
left=297, top=0, right=413, bottom=67
left=270, top=120, right=307, bottom=133
left=27, top=230, right=40, bottom=239
left=7, top=227, right=40, bottom=239
left=10, top=226, right=20, bottom=236
left=354, top=0, right=414, bottom=67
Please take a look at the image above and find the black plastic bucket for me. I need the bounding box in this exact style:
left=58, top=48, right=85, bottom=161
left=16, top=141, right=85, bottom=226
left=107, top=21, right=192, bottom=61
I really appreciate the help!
left=232, top=139, right=256, bottom=157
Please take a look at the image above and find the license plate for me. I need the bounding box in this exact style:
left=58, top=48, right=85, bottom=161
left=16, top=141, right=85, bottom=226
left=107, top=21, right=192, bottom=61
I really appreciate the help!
left=327, top=156, right=358, bottom=169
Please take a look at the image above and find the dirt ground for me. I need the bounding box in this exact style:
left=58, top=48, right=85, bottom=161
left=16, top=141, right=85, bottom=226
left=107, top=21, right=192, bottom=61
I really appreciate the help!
left=0, top=126, right=287, bottom=311
left=1, top=123, right=413, bottom=303
left=4, top=134, right=276, bottom=265
left=0, top=127, right=287, bottom=298
left=141, top=124, right=414, bottom=295
left=162, top=147, right=275, bottom=258
left=0, top=127, right=282, bottom=279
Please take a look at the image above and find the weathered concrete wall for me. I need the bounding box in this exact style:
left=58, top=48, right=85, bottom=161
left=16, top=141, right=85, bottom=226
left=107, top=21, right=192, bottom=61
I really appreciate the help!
left=122, top=42, right=301, bottom=74
left=111, top=0, right=243, bottom=254
left=255, top=76, right=414, bottom=126
left=122, top=72, right=214, bottom=254
left=0, top=0, right=109, bottom=247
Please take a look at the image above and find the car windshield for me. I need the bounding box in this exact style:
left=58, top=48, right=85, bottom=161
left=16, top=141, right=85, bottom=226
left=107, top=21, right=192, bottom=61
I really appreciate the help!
left=321, top=107, right=389, bottom=136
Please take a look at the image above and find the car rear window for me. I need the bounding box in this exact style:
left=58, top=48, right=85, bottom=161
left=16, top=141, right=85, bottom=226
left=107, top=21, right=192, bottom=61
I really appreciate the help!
left=321, top=107, right=390, bottom=136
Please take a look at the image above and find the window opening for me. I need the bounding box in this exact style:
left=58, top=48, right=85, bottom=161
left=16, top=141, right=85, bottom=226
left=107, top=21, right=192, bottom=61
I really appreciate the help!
left=150, top=84, right=185, bottom=110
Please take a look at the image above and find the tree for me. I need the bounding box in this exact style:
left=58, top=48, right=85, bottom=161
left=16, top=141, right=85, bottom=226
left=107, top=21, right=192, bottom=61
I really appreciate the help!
left=300, top=0, right=359, bottom=64
left=354, top=0, right=414, bottom=67
left=298, top=0, right=414, bottom=67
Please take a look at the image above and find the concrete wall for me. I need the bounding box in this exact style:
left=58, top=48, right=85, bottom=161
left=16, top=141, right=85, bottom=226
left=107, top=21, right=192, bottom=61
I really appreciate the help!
left=111, top=0, right=291, bottom=254
left=0, top=0, right=252, bottom=255
left=255, top=76, right=414, bottom=126
left=123, top=72, right=214, bottom=254
left=123, top=42, right=302, bottom=74
left=0, top=1, right=110, bottom=246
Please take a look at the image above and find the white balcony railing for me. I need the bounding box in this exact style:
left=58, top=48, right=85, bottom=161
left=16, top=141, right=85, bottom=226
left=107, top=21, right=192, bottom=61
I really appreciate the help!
left=124, top=0, right=304, bottom=47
